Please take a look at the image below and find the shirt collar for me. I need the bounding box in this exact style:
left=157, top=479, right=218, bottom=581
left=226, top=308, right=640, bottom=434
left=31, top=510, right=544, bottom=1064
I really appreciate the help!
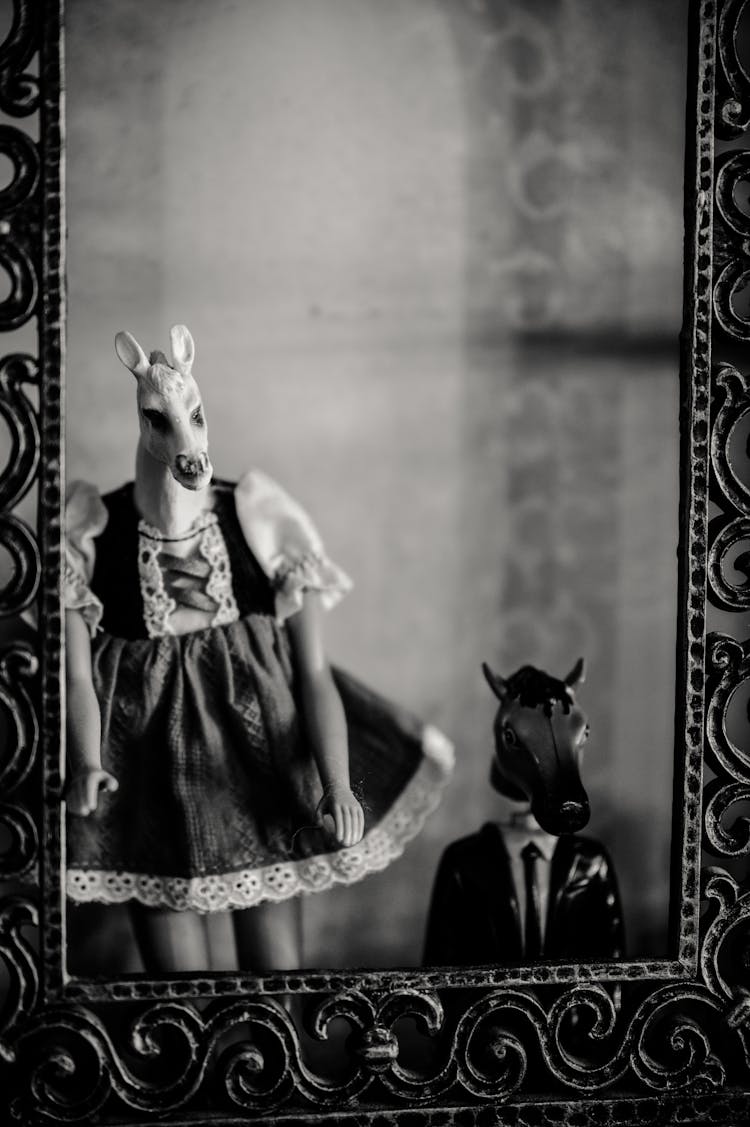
left=501, top=821, right=558, bottom=864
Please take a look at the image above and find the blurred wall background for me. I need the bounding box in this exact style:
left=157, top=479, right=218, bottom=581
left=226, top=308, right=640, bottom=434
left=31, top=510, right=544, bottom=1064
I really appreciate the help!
left=64, top=0, right=686, bottom=968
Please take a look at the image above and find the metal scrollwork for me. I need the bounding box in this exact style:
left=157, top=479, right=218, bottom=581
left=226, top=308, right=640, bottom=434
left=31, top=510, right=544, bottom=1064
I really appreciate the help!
left=713, top=263, right=750, bottom=340
left=704, top=0, right=750, bottom=1114
left=0, top=513, right=39, bottom=613
left=717, top=0, right=750, bottom=138
left=6, top=984, right=739, bottom=1122
left=710, top=363, right=750, bottom=512
left=0, top=0, right=40, bottom=116
left=705, top=635, right=750, bottom=783
left=713, top=108, right=750, bottom=339
left=0, top=897, right=38, bottom=1067
left=0, top=642, right=38, bottom=795
left=0, top=127, right=39, bottom=213
left=0, top=240, right=38, bottom=331
left=707, top=0, right=750, bottom=973
left=0, top=359, right=41, bottom=617
left=1, top=0, right=750, bottom=1124
left=0, top=0, right=44, bottom=1107
left=0, top=355, right=39, bottom=510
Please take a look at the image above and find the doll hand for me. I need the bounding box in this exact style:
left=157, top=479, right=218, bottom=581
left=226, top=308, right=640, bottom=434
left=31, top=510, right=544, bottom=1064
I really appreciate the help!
left=66, top=768, right=119, bottom=816
left=318, top=786, right=365, bottom=847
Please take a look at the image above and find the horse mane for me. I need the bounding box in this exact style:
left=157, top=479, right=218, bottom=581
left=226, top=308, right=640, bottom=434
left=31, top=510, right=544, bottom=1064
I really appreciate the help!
left=503, top=665, right=573, bottom=717
left=143, top=350, right=184, bottom=395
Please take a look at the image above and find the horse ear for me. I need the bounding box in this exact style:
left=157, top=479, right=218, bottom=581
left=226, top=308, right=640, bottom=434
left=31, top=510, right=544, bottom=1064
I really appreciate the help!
left=482, top=662, right=508, bottom=702
left=564, top=657, right=586, bottom=687
left=170, top=324, right=195, bottom=376
left=115, top=331, right=149, bottom=379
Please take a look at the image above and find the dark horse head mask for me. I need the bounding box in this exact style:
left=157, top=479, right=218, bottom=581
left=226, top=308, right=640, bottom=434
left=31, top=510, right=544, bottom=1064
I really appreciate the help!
left=482, top=659, right=591, bottom=836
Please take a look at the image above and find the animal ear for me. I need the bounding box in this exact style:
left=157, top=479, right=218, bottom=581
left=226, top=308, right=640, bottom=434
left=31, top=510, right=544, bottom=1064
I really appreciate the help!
left=115, top=331, right=150, bottom=379
left=170, top=324, right=195, bottom=375
left=482, top=662, right=508, bottom=702
left=564, top=657, right=586, bottom=687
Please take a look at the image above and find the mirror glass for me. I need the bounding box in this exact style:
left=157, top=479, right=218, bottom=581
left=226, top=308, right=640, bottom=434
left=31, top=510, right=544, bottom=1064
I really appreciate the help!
left=64, top=0, right=686, bottom=974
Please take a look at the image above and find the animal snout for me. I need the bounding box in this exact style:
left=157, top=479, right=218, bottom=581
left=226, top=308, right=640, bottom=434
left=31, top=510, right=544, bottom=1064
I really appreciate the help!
left=176, top=452, right=208, bottom=476
left=559, top=799, right=590, bottom=832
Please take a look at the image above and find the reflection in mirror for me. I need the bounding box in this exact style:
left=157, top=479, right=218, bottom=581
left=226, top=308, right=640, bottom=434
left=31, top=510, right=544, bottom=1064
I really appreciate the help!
left=64, top=0, right=685, bottom=975
left=424, top=659, right=626, bottom=966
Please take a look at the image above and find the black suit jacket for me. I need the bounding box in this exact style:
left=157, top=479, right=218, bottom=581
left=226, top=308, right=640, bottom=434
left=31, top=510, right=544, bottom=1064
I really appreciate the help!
left=423, top=822, right=624, bottom=966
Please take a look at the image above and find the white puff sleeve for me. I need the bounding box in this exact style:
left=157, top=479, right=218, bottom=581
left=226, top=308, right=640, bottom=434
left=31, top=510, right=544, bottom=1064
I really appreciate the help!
left=234, top=470, right=352, bottom=622
left=64, top=480, right=108, bottom=636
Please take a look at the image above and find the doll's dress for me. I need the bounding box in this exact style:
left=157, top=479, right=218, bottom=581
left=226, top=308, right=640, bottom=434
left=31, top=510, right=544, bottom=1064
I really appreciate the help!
left=64, top=470, right=454, bottom=912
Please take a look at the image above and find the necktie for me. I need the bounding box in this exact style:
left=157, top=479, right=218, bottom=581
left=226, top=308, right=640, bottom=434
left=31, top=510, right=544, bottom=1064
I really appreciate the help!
left=521, top=842, right=543, bottom=959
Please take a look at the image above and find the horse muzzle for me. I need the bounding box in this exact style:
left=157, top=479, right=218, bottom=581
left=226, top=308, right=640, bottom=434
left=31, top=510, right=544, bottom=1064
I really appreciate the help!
left=535, top=795, right=590, bottom=836
left=558, top=797, right=590, bottom=833
left=173, top=451, right=212, bottom=490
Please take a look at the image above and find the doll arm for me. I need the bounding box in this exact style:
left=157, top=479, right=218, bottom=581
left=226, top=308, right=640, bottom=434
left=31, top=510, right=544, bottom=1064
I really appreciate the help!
left=65, top=608, right=118, bottom=816
left=286, top=592, right=364, bottom=848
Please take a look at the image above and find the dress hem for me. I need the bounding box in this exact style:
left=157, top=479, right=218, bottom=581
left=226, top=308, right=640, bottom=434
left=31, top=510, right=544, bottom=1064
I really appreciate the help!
left=66, top=724, right=455, bottom=913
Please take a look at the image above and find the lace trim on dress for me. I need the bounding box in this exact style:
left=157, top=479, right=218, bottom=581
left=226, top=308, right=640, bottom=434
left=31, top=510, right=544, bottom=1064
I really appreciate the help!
left=138, top=512, right=239, bottom=637
left=199, top=518, right=239, bottom=627
left=138, top=531, right=177, bottom=638
left=66, top=726, right=455, bottom=912
left=272, top=548, right=352, bottom=621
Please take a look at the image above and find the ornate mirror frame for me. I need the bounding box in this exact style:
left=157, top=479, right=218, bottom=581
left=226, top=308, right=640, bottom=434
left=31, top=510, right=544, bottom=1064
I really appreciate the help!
left=2, top=0, right=750, bottom=1122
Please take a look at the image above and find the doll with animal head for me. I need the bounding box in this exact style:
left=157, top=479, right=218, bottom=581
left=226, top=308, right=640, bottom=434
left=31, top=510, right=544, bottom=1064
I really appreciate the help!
left=423, top=659, right=623, bottom=966
left=64, top=325, right=453, bottom=973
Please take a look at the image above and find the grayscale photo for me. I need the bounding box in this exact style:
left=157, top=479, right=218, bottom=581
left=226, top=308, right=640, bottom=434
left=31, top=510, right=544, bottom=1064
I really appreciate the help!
left=2, top=0, right=748, bottom=1122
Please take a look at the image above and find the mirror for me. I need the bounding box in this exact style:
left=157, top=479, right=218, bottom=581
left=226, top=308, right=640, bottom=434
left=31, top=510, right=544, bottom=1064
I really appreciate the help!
left=9, top=2, right=750, bottom=1120
left=63, top=0, right=686, bottom=975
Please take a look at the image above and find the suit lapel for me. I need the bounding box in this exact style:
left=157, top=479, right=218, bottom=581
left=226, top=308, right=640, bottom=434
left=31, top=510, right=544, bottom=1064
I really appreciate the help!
left=546, top=836, right=584, bottom=954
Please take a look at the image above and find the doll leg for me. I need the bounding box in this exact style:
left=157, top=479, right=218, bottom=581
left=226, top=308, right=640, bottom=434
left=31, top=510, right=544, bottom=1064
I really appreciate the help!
left=205, top=910, right=240, bottom=970
left=130, top=904, right=210, bottom=972
left=232, top=899, right=302, bottom=972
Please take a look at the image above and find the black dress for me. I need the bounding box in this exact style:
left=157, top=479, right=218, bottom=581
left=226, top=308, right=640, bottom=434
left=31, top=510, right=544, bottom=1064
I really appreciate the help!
left=64, top=472, right=453, bottom=912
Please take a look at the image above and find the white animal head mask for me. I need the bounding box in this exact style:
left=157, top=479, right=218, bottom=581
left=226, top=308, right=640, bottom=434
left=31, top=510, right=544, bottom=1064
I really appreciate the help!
left=115, top=324, right=212, bottom=491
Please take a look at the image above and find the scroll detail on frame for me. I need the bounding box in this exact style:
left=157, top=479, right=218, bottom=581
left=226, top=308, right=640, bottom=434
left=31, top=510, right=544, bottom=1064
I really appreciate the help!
left=1, top=0, right=750, bottom=1123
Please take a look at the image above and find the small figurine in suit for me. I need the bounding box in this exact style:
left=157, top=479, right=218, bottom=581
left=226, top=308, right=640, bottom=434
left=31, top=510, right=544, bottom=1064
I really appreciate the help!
left=423, top=660, right=624, bottom=965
